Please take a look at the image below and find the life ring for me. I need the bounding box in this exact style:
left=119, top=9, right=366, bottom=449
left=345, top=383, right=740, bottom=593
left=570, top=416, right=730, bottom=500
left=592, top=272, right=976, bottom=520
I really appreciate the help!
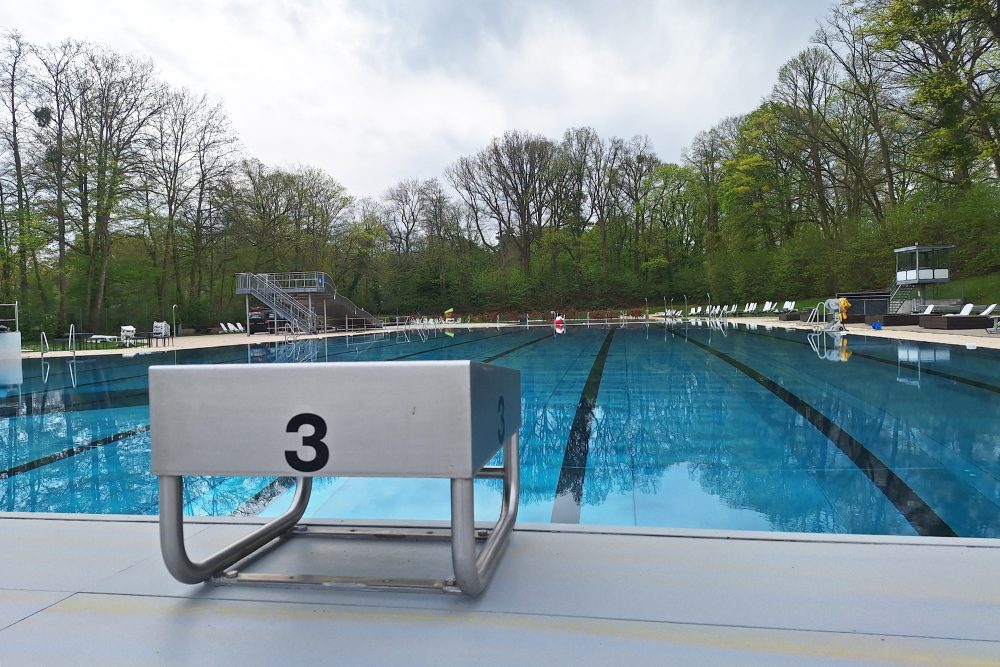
left=553, top=315, right=566, bottom=334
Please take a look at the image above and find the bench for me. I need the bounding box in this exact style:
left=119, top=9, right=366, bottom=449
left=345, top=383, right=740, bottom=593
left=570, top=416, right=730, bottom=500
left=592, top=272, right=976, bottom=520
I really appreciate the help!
left=150, top=360, right=521, bottom=595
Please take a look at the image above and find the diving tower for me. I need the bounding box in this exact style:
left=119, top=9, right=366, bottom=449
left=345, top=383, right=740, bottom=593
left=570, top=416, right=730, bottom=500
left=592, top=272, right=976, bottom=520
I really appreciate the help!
left=235, top=272, right=379, bottom=334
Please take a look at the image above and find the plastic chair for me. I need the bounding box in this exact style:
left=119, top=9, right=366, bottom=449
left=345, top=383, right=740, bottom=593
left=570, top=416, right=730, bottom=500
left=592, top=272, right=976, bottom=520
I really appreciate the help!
left=120, top=325, right=136, bottom=346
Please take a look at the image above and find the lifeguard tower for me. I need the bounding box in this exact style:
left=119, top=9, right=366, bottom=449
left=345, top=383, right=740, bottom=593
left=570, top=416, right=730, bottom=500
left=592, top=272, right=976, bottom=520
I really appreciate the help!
left=889, top=243, right=954, bottom=313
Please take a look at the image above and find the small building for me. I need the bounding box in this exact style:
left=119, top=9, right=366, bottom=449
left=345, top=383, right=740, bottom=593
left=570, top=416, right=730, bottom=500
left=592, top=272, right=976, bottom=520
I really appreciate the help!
left=892, top=243, right=955, bottom=310
left=894, top=243, right=953, bottom=285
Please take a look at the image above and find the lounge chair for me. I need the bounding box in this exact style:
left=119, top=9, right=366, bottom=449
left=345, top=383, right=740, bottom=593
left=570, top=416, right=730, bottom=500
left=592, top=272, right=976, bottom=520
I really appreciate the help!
left=219, top=322, right=230, bottom=334
left=120, top=325, right=136, bottom=346
left=234, top=322, right=245, bottom=333
left=945, top=304, right=975, bottom=317
left=226, top=323, right=239, bottom=333
left=866, top=304, right=932, bottom=327
left=921, top=303, right=998, bottom=330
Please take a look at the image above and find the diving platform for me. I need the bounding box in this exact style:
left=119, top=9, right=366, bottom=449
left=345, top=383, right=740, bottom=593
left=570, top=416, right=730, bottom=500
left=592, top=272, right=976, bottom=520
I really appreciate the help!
left=235, top=272, right=379, bottom=334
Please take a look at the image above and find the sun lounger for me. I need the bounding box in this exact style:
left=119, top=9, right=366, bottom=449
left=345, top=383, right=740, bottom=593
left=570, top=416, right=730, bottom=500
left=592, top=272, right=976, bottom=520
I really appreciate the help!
left=921, top=303, right=998, bottom=330
left=867, top=304, right=933, bottom=327
left=945, top=304, right=975, bottom=317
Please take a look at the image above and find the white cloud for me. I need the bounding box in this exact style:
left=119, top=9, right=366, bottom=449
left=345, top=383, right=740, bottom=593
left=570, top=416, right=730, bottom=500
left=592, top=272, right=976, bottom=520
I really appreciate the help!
left=0, top=0, right=835, bottom=197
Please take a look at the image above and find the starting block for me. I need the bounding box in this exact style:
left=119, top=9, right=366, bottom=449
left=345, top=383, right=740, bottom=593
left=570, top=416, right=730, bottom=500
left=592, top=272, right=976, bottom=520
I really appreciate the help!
left=150, top=360, right=520, bottom=595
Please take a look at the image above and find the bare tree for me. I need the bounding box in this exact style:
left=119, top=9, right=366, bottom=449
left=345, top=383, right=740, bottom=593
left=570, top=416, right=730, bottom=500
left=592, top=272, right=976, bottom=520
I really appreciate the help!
left=32, top=38, right=84, bottom=325
left=383, top=178, right=424, bottom=254
left=76, top=47, right=162, bottom=328
left=771, top=48, right=839, bottom=235
left=619, top=135, right=658, bottom=272
left=146, top=87, right=235, bottom=311
left=585, top=134, right=624, bottom=278
left=0, top=30, right=32, bottom=303
left=447, top=130, right=557, bottom=272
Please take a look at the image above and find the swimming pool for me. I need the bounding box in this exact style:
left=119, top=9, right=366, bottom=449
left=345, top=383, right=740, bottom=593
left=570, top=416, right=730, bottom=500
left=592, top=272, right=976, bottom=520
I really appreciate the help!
left=1, top=324, right=997, bottom=537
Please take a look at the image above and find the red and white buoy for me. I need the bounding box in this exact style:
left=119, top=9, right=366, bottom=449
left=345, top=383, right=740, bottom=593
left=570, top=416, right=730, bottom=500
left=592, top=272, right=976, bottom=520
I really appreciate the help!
left=553, top=315, right=566, bottom=334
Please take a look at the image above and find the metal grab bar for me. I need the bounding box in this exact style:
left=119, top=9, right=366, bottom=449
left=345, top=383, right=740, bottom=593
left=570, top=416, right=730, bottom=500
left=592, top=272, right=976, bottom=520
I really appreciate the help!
left=159, top=477, right=313, bottom=584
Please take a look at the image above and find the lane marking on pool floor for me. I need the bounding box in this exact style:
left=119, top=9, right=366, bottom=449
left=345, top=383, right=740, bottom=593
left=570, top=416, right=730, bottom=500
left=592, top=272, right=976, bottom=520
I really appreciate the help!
left=671, top=330, right=957, bottom=537
left=551, top=329, right=616, bottom=524
left=0, top=425, right=151, bottom=481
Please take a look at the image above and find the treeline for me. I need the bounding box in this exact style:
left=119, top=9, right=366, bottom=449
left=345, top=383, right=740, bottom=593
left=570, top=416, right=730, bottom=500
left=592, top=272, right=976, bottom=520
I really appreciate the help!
left=2, top=0, right=999, bottom=333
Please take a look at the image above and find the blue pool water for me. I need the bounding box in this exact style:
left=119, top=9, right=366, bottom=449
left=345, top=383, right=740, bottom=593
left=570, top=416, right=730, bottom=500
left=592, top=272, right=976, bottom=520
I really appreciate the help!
left=1, top=324, right=997, bottom=537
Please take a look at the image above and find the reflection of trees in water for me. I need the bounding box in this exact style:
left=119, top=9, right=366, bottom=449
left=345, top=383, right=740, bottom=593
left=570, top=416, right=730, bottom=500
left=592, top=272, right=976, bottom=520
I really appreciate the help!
left=576, top=331, right=920, bottom=534
left=808, top=382, right=999, bottom=537
left=482, top=391, right=578, bottom=506
left=0, top=384, right=153, bottom=514
left=716, top=331, right=1000, bottom=536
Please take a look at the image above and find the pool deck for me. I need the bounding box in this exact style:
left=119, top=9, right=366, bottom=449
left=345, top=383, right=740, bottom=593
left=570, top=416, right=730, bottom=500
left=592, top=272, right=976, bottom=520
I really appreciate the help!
left=18, top=315, right=1000, bottom=360
left=0, top=515, right=997, bottom=665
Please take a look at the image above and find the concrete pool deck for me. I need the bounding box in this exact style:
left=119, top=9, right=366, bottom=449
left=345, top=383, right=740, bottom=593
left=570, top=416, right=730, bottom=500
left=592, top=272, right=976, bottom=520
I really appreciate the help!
left=0, top=515, right=997, bottom=665
left=17, top=315, right=1000, bottom=360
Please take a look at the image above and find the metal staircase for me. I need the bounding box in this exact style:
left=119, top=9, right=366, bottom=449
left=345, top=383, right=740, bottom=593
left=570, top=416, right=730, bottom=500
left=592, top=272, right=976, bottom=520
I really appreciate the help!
left=235, top=272, right=379, bottom=334
left=888, top=282, right=915, bottom=314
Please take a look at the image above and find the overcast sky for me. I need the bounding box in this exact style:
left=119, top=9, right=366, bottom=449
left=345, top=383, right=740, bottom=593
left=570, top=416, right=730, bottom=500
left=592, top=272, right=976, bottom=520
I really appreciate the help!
left=2, top=0, right=836, bottom=197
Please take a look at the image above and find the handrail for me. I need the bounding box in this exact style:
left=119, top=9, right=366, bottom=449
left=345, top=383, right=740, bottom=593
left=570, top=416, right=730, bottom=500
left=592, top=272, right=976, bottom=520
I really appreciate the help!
left=243, top=271, right=339, bottom=295
left=239, top=273, right=317, bottom=333
left=40, top=331, right=50, bottom=359
left=69, top=324, right=77, bottom=360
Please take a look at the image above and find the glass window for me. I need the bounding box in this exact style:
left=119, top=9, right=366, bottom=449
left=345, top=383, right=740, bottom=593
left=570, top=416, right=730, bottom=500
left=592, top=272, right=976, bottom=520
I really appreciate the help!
left=896, top=251, right=915, bottom=271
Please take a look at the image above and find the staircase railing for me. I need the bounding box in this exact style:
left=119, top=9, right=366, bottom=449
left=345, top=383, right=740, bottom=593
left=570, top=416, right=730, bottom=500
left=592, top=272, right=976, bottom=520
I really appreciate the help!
left=236, top=273, right=317, bottom=334
left=888, top=282, right=915, bottom=314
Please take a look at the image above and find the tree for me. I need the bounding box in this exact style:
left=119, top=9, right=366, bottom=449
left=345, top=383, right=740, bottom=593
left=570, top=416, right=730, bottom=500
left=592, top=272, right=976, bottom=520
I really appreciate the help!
left=860, top=0, right=999, bottom=185
left=32, top=38, right=84, bottom=326
left=0, top=31, right=32, bottom=304
left=76, top=47, right=162, bottom=328
left=383, top=178, right=424, bottom=254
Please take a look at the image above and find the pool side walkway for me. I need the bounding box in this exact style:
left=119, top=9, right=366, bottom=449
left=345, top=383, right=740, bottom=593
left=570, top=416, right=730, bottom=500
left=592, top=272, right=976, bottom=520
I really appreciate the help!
left=0, top=515, right=997, bottom=665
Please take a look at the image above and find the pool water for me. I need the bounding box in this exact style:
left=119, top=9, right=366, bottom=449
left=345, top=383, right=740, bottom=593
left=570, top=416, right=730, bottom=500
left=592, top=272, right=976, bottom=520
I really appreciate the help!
left=1, top=324, right=997, bottom=537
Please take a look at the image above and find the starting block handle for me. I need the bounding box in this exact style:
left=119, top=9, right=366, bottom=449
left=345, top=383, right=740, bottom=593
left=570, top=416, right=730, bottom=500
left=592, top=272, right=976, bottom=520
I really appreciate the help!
left=158, top=476, right=313, bottom=584
left=156, top=434, right=519, bottom=595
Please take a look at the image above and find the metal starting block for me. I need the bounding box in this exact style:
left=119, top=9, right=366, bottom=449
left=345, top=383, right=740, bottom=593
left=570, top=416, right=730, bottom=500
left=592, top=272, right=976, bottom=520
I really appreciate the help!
left=150, top=360, right=521, bottom=595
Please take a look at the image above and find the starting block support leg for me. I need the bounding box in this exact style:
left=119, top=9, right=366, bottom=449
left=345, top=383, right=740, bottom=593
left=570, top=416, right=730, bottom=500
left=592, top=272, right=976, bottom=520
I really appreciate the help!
left=449, top=432, right=519, bottom=595
left=158, top=476, right=313, bottom=584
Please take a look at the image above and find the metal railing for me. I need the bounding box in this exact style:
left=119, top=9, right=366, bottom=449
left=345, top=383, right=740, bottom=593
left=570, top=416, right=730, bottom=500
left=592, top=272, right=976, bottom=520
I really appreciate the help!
left=236, top=273, right=318, bottom=334
left=888, top=282, right=915, bottom=314
left=248, top=271, right=336, bottom=295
